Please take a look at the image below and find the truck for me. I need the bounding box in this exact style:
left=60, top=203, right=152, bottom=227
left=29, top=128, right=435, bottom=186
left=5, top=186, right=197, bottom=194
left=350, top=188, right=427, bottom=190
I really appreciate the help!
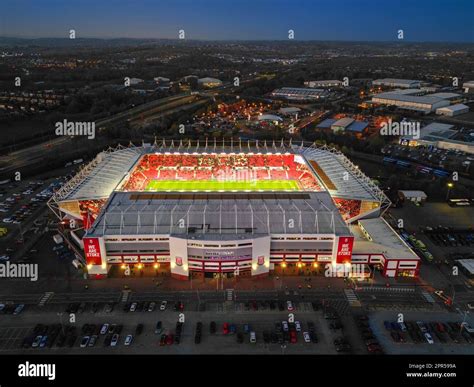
left=53, top=234, right=64, bottom=245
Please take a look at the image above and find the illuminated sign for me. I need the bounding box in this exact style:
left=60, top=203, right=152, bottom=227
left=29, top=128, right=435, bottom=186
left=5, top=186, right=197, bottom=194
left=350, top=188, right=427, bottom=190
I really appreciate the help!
left=83, top=237, right=102, bottom=265
left=336, top=236, right=354, bottom=264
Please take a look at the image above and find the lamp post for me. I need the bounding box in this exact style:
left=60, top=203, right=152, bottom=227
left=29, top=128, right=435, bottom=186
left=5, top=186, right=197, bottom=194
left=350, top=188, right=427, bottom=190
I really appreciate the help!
left=446, top=182, right=454, bottom=201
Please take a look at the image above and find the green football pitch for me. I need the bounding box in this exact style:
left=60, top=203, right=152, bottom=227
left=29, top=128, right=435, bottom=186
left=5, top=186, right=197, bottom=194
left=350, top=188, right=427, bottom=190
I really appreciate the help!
left=145, top=179, right=300, bottom=191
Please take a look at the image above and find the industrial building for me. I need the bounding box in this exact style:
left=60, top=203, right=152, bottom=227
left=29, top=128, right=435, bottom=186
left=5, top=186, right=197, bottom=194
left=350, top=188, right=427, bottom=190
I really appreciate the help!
left=271, top=87, right=328, bottom=101
left=399, top=122, right=474, bottom=154
left=317, top=118, right=369, bottom=135
left=372, top=92, right=450, bottom=113
left=304, top=80, right=343, bottom=88
left=436, top=104, right=469, bottom=117
left=372, top=78, right=422, bottom=89
left=463, top=81, right=474, bottom=93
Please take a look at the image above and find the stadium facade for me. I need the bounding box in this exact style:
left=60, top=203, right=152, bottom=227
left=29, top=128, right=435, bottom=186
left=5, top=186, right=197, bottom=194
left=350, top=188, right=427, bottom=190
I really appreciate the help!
left=49, top=139, right=420, bottom=280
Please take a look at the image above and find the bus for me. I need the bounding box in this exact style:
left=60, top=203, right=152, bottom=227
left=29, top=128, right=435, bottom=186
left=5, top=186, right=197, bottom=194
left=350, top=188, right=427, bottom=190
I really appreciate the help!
left=448, top=198, right=471, bottom=207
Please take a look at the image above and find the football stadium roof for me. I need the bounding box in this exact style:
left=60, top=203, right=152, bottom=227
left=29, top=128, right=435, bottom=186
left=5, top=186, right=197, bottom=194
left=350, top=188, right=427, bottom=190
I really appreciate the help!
left=54, top=146, right=142, bottom=202
left=301, top=147, right=388, bottom=203
left=49, top=140, right=390, bottom=219
left=88, top=190, right=351, bottom=238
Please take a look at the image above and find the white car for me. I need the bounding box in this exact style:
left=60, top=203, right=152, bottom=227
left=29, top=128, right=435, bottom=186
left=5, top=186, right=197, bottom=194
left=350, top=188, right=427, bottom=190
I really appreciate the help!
left=295, top=321, right=302, bottom=332
left=286, top=301, right=294, bottom=311
left=303, top=332, right=311, bottom=343
left=0, top=255, right=10, bottom=262
left=124, top=334, right=133, bottom=346
left=249, top=331, right=256, bottom=344
left=160, top=301, right=167, bottom=311
left=467, top=303, right=474, bottom=310
left=424, top=332, right=434, bottom=344
left=111, top=334, right=119, bottom=347
left=282, top=321, right=289, bottom=332
left=2, top=218, right=13, bottom=223
left=100, top=324, right=109, bottom=335
left=129, top=302, right=137, bottom=312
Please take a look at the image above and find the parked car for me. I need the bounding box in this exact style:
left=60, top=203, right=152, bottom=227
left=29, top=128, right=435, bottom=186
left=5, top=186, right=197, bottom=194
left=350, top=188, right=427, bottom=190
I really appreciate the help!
left=100, top=324, right=109, bottom=335
left=124, top=335, right=133, bottom=346
left=424, top=332, right=434, bottom=344
left=160, top=300, right=167, bottom=311
left=223, top=322, right=229, bottom=335
left=80, top=336, right=90, bottom=348
left=250, top=331, right=257, bottom=344
left=286, top=301, right=294, bottom=311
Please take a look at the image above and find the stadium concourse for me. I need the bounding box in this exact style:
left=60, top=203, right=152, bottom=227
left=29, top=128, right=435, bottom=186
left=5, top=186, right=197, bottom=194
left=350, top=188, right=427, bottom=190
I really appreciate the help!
left=48, top=139, right=420, bottom=281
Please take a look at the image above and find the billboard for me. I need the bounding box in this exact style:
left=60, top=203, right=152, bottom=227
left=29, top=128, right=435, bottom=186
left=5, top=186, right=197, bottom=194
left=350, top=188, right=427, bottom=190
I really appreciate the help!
left=335, top=236, right=354, bottom=264
left=83, top=237, right=102, bottom=265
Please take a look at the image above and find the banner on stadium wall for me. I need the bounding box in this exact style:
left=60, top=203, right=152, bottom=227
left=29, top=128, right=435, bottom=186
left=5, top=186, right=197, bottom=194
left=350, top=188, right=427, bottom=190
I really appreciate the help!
left=83, top=237, right=102, bottom=265
left=335, top=236, right=354, bottom=264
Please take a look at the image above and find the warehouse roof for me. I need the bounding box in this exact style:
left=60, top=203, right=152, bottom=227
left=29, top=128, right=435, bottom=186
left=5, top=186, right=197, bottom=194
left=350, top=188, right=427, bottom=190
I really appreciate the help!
left=436, top=103, right=469, bottom=113
left=374, top=92, right=447, bottom=105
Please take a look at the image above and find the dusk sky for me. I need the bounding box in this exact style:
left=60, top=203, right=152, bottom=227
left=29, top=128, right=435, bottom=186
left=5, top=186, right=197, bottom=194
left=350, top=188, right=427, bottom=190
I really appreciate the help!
left=1, top=0, right=473, bottom=42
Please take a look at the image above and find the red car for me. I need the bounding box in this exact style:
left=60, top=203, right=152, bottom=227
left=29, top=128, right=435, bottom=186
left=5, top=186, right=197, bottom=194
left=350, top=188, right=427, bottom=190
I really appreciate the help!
left=223, top=323, right=229, bottom=335
left=166, top=334, right=174, bottom=345
left=290, top=331, right=297, bottom=344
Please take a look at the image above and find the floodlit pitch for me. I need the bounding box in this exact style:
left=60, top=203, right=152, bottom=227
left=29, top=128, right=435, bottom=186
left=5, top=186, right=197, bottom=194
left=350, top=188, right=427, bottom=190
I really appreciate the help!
left=145, top=179, right=300, bottom=191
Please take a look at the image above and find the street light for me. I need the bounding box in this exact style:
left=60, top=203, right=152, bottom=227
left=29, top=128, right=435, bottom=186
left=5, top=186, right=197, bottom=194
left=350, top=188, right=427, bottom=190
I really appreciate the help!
left=446, top=182, right=454, bottom=200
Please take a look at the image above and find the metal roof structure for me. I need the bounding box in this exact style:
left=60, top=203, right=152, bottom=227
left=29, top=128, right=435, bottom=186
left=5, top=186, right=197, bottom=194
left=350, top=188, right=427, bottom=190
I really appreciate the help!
left=301, top=146, right=389, bottom=206
left=52, top=145, right=142, bottom=202
left=374, top=92, right=448, bottom=106
left=357, top=218, right=420, bottom=260
left=49, top=139, right=390, bottom=222
left=87, top=191, right=350, bottom=238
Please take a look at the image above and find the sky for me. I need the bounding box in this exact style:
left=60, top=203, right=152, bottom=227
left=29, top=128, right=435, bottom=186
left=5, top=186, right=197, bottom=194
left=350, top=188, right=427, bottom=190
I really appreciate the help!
left=0, top=0, right=473, bottom=42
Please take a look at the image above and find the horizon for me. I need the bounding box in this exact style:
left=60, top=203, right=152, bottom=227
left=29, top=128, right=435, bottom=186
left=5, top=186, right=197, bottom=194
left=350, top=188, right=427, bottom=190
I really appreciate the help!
left=1, top=0, right=473, bottom=43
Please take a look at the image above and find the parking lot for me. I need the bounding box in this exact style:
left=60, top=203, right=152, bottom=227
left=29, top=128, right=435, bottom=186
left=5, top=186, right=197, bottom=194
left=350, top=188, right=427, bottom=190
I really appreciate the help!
left=369, top=310, right=474, bottom=355
left=1, top=284, right=473, bottom=355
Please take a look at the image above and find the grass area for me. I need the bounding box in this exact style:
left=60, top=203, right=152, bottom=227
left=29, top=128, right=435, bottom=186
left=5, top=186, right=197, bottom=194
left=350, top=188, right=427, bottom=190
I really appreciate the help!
left=145, top=179, right=300, bottom=191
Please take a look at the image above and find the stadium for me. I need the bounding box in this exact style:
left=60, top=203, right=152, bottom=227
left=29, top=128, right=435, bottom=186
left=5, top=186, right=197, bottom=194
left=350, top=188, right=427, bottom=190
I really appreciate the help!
left=48, top=139, right=420, bottom=280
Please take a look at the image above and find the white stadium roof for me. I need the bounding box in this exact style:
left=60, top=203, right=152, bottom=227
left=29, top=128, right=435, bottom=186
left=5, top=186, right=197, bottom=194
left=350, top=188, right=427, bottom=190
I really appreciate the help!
left=50, top=140, right=390, bottom=219
left=88, top=191, right=350, bottom=238
left=53, top=146, right=142, bottom=201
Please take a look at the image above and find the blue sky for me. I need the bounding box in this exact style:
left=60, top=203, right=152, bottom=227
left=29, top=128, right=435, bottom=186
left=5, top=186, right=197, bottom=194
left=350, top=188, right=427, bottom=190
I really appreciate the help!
left=1, top=0, right=473, bottom=42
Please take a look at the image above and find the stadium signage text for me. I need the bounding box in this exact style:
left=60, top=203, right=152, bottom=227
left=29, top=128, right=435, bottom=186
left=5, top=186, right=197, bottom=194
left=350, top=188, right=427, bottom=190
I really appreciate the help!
left=204, top=250, right=234, bottom=256
left=83, top=238, right=102, bottom=265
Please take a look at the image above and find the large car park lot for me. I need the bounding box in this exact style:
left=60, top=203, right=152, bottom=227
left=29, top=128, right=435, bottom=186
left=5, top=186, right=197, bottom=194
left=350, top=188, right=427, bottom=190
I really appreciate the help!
left=0, top=300, right=346, bottom=354
left=369, top=310, right=474, bottom=355
left=1, top=289, right=472, bottom=355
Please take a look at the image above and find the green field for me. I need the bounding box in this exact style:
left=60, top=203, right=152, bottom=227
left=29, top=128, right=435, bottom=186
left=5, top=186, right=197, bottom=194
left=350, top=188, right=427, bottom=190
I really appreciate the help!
left=145, top=179, right=299, bottom=191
